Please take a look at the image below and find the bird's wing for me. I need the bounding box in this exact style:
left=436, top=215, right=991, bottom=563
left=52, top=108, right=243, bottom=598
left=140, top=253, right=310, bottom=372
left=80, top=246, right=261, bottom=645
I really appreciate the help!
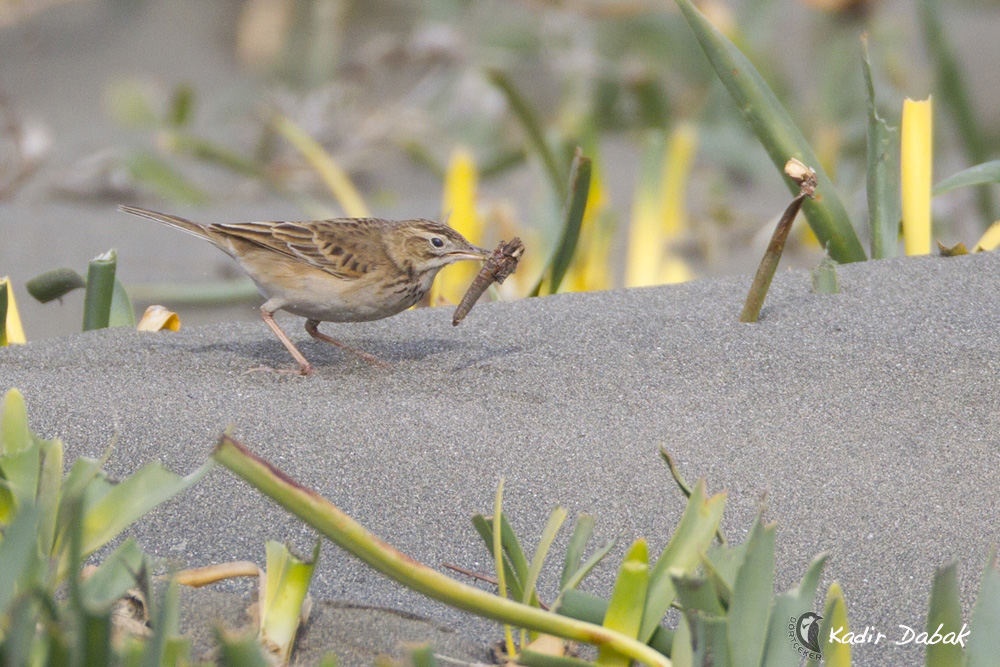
left=212, top=219, right=386, bottom=280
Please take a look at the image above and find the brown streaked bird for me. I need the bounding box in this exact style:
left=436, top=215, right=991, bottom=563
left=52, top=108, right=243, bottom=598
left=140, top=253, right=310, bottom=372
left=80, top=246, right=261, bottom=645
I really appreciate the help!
left=119, top=205, right=489, bottom=375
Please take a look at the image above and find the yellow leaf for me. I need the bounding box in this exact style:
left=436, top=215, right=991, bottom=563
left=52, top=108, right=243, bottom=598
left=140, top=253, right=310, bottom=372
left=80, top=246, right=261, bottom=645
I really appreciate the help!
left=1, top=277, right=27, bottom=344
left=137, top=305, right=180, bottom=332
left=272, top=113, right=371, bottom=218
left=973, top=219, right=1000, bottom=252
left=563, top=159, right=612, bottom=292
left=901, top=97, right=933, bottom=256
left=432, top=147, right=482, bottom=305
left=626, top=126, right=698, bottom=288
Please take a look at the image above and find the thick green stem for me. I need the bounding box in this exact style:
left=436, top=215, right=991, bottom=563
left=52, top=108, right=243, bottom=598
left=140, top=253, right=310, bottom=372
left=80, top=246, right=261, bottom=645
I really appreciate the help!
left=213, top=436, right=671, bottom=667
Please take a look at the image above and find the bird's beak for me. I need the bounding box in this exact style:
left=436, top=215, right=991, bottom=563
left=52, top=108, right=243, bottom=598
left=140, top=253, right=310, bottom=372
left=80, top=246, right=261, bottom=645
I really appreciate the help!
left=449, top=245, right=491, bottom=261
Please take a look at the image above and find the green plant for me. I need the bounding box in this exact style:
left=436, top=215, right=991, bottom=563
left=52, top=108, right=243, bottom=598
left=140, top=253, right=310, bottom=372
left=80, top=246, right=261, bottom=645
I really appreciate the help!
left=0, top=387, right=214, bottom=663
left=26, top=250, right=136, bottom=332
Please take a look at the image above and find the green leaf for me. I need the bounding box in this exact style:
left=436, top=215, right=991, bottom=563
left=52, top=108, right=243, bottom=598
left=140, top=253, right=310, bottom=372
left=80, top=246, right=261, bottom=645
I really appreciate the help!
left=125, top=151, right=210, bottom=205
left=26, top=268, right=87, bottom=304
left=36, top=437, right=64, bottom=556
left=810, top=255, right=840, bottom=294
left=918, top=0, right=995, bottom=221
left=671, top=614, right=693, bottom=667
left=109, top=278, right=136, bottom=328
left=933, top=160, right=1000, bottom=198
left=81, top=538, right=147, bottom=608
left=80, top=459, right=213, bottom=558
left=924, top=561, right=963, bottom=667
left=558, top=538, right=616, bottom=603
left=143, top=579, right=180, bottom=667
left=522, top=506, right=567, bottom=606
left=1, top=390, right=40, bottom=513
left=560, top=514, right=595, bottom=591
left=760, top=552, right=828, bottom=666
left=700, top=539, right=749, bottom=605
left=0, top=504, right=40, bottom=611
left=673, top=573, right=725, bottom=616
left=82, top=249, right=118, bottom=332
left=673, top=0, right=866, bottom=263
left=105, top=79, right=159, bottom=129
left=597, top=539, right=649, bottom=667
left=214, top=628, right=270, bottom=667
left=861, top=35, right=901, bottom=260
left=167, top=83, right=195, bottom=128
left=261, top=540, right=320, bottom=665
left=555, top=589, right=673, bottom=657
left=967, top=548, right=1000, bottom=667
left=816, top=582, right=850, bottom=667
left=1, top=387, right=30, bottom=456
left=213, top=435, right=672, bottom=667
left=728, top=517, right=776, bottom=667
left=534, top=149, right=592, bottom=296
left=487, top=69, right=567, bottom=201
left=640, top=479, right=726, bottom=643
left=408, top=643, right=439, bottom=667
left=686, top=612, right=730, bottom=667
left=81, top=606, right=114, bottom=666
left=471, top=514, right=524, bottom=602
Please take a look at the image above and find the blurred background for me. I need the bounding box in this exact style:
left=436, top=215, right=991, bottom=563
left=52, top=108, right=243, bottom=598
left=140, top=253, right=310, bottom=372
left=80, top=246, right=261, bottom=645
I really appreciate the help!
left=2, top=0, right=999, bottom=339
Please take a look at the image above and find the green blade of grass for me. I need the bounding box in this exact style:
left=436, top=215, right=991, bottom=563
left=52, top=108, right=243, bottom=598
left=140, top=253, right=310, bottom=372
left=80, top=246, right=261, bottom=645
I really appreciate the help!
left=556, top=589, right=673, bottom=657
left=125, top=152, right=210, bottom=205
left=815, top=582, right=850, bottom=667
left=82, top=250, right=118, bottom=331
left=26, top=268, right=87, bottom=304
left=597, top=539, right=649, bottom=667
left=862, top=35, right=900, bottom=259
left=494, top=479, right=517, bottom=658
left=640, top=479, right=726, bottom=643
left=164, top=132, right=267, bottom=180
left=673, top=0, right=866, bottom=263
left=727, top=517, right=776, bottom=667
left=471, top=514, right=526, bottom=602
left=109, top=278, right=136, bottom=328
left=488, top=69, right=567, bottom=201
left=924, top=561, right=964, bottom=667
left=213, top=436, right=673, bottom=667
left=933, top=159, right=1000, bottom=198
left=77, top=459, right=214, bottom=560
left=967, top=548, right=1000, bottom=667
left=214, top=628, right=271, bottom=667
left=522, top=506, right=567, bottom=606
left=760, top=552, right=828, bottom=666
left=918, top=0, right=995, bottom=222
left=560, top=515, right=595, bottom=591
left=554, top=538, right=617, bottom=611
left=272, top=113, right=371, bottom=218
left=0, top=505, right=40, bottom=612
left=532, top=149, right=592, bottom=296
left=167, top=83, right=195, bottom=128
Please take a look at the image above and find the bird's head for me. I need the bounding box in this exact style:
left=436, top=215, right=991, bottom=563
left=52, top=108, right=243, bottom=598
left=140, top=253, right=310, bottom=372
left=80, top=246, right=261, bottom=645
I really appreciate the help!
left=394, top=219, right=489, bottom=273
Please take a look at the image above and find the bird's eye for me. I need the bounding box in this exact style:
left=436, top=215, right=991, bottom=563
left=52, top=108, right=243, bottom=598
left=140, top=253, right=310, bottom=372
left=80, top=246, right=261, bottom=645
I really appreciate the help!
left=430, top=237, right=445, bottom=248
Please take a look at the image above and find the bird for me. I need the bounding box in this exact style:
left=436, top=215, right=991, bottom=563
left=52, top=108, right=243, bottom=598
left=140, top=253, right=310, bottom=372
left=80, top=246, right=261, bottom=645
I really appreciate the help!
left=119, top=205, right=490, bottom=375
left=796, top=612, right=823, bottom=653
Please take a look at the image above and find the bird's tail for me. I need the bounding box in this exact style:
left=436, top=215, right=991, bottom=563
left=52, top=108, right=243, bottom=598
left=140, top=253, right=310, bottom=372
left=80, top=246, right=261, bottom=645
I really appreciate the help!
left=118, top=205, right=212, bottom=241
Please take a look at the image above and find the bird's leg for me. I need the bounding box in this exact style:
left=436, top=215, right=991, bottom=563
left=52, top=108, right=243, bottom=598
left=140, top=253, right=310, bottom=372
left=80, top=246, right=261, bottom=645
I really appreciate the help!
left=304, top=319, right=389, bottom=368
left=251, top=306, right=315, bottom=375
